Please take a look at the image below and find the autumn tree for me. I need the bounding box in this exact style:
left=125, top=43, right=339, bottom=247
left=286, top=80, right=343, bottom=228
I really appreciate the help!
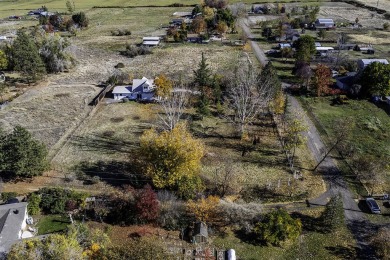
left=8, top=234, right=83, bottom=260
left=294, top=35, right=316, bottom=64
left=321, top=194, right=344, bottom=232
left=11, top=31, right=46, bottom=83
left=360, top=62, right=390, bottom=97
left=0, top=126, right=48, bottom=180
left=204, top=0, right=228, bottom=9
left=158, top=89, right=188, bottom=131
left=254, top=209, right=302, bottom=246
left=295, top=62, right=312, bottom=90
left=313, top=64, right=332, bottom=97
left=191, top=16, right=207, bottom=34
left=134, top=184, right=160, bottom=223
left=227, top=58, right=273, bottom=136
left=216, top=21, right=228, bottom=35
left=284, top=114, right=308, bottom=169
left=186, top=195, right=220, bottom=223
left=154, top=74, right=173, bottom=98
left=270, top=90, right=286, bottom=115
left=139, top=123, right=205, bottom=197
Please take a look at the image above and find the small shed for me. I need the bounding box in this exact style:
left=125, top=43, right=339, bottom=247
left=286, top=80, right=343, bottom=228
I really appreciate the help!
left=192, top=222, right=208, bottom=244
left=314, top=19, right=335, bottom=29
left=142, top=37, right=160, bottom=47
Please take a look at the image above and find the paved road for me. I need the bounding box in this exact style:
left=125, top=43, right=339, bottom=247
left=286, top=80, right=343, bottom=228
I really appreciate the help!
left=238, top=18, right=268, bottom=66
left=239, top=18, right=380, bottom=259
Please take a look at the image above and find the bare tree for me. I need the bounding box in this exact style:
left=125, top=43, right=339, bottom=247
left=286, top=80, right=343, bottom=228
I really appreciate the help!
left=158, top=88, right=189, bottom=131
left=227, top=58, right=273, bottom=136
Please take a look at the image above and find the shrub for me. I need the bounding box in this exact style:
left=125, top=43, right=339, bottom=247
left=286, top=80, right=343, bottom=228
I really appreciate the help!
left=384, top=22, right=390, bottom=30
left=134, top=184, right=160, bottom=223
left=38, top=187, right=88, bottom=214
left=115, top=62, right=125, bottom=69
left=72, top=12, right=89, bottom=28
left=27, top=193, right=42, bottom=215
left=321, top=195, right=345, bottom=232
left=1, top=192, right=17, bottom=202
left=254, top=208, right=302, bottom=246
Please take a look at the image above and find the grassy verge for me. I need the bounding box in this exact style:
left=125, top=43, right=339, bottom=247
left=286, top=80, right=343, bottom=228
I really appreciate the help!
left=297, top=96, right=390, bottom=194
left=36, top=214, right=71, bottom=235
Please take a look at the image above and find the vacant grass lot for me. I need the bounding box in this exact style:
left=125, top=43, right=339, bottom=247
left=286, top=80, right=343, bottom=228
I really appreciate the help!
left=299, top=97, right=390, bottom=193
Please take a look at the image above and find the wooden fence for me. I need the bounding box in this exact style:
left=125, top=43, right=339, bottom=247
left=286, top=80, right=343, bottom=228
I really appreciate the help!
left=91, top=84, right=114, bottom=106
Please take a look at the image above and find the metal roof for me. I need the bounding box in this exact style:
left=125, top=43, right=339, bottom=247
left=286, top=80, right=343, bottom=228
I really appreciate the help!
left=112, top=86, right=132, bottom=94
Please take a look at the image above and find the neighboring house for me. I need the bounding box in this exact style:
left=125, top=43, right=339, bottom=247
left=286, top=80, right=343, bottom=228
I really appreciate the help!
left=278, top=43, right=291, bottom=49
left=192, top=222, right=208, bottom=244
left=316, top=46, right=334, bottom=56
left=187, top=34, right=202, bottom=43
left=172, top=11, right=192, bottom=18
left=142, top=37, right=160, bottom=47
left=336, top=72, right=357, bottom=90
left=314, top=19, right=335, bottom=29
left=357, top=59, right=389, bottom=71
left=112, top=77, right=155, bottom=101
left=0, top=202, right=33, bottom=253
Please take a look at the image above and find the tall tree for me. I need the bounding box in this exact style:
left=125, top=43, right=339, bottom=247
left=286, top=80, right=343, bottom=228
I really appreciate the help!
left=11, top=31, right=46, bottom=83
left=154, top=74, right=173, bottom=98
left=194, top=53, right=212, bottom=115
left=0, top=126, right=48, bottom=179
left=158, top=89, right=188, bottom=131
left=313, top=64, right=332, bottom=97
left=321, top=194, right=345, bottom=232
left=228, top=58, right=273, bottom=136
left=139, top=123, right=205, bottom=194
left=294, top=35, right=316, bottom=64
left=360, top=62, right=390, bottom=96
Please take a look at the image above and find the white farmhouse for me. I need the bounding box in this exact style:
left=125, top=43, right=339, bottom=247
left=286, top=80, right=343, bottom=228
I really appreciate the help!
left=112, top=77, right=155, bottom=101
left=0, top=202, right=34, bottom=253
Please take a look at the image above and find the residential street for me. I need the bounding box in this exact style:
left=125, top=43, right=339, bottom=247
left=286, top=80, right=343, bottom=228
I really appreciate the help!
left=239, top=18, right=380, bottom=259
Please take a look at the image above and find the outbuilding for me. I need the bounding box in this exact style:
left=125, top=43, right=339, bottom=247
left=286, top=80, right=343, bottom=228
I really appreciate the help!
left=314, top=19, right=335, bottom=29
left=192, top=222, right=208, bottom=244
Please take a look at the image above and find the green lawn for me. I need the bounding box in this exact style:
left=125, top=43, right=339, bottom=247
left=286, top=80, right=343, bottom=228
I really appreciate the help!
left=299, top=97, right=390, bottom=193
left=36, top=214, right=71, bottom=235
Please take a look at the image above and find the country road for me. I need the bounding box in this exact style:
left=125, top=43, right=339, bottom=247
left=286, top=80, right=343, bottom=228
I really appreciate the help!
left=239, top=17, right=380, bottom=259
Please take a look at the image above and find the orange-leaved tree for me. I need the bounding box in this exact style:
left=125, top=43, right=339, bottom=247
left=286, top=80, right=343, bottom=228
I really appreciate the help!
left=313, top=64, right=332, bottom=97
left=186, top=195, right=220, bottom=223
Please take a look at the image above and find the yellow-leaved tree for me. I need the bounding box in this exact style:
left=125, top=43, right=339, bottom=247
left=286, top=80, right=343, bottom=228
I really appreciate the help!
left=186, top=195, right=220, bottom=223
left=154, top=74, right=173, bottom=98
left=139, top=123, right=205, bottom=199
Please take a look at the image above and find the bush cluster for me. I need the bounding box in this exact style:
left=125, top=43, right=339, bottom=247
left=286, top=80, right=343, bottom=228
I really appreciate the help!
left=120, top=44, right=152, bottom=58
left=111, top=29, right=132, bottom=36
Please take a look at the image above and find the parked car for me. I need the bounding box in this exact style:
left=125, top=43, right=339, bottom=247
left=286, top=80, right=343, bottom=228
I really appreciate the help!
left=366, top=197, right=381, bottom=214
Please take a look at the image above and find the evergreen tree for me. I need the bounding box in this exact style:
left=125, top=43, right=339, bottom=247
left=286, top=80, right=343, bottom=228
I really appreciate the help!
left=194, top=52, right=212, bottom=87
left=0, top=126, right=48, bottom=179
left=12, top=31, right=46, bottom=83
left=321, top=194, right=345, bottom=232
left=294, top=35, right=316, bottom=64
left=258, top=62, right=282, bottom=98
left=194, top=53, right=212, bottom=115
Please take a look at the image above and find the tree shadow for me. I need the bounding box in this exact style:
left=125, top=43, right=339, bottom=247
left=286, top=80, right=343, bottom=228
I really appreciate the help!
left=75, top=160, right=147, bottom=188
left=290, top=212, right=326, bottom=233
left=325, top=245, right=357, bottom=259
left=70, top=132, right=140, bottom=155
left=346, top=219, right=379, bottom=259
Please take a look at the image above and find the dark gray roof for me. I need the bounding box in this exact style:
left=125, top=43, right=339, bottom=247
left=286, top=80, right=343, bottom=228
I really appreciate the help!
left=194, top=222, right=208, bottom=237
left=0, top=202, right=28, bottom=252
